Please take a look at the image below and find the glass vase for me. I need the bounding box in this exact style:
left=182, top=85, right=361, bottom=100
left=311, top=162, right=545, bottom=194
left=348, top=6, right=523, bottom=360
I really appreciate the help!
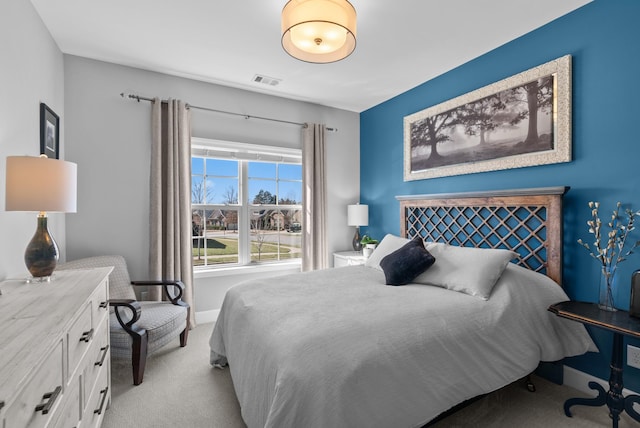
left=598, top=268, right=617, bottom=312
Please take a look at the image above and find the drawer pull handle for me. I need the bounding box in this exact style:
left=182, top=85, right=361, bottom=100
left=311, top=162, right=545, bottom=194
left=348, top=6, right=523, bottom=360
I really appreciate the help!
left=94, top=386, right=109, bottom=415
left=80, top=328, right=94, bottom=343
left=95, top=344, right=110, bottom=367
left=99, top=301, right=108, bottom=309
left=34, top=385, right=62, bottom=415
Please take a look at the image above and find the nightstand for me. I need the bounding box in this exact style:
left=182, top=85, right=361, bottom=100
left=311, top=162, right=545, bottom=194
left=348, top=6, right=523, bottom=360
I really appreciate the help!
left=333, top=251, right=366, bottom=267
left=548, top=301, right=640, bottom=427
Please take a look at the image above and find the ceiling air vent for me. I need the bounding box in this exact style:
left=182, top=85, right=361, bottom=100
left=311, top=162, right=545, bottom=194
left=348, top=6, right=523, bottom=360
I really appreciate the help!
left=253, top=74, right=281, bottom=87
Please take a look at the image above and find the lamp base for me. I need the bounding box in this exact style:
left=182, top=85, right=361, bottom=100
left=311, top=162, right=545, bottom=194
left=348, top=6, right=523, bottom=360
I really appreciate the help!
left=25, top=275, right=54, bottom=284
left=352, top=227, right=362, bottom=252
left=24, top=213, right=59, bottom=280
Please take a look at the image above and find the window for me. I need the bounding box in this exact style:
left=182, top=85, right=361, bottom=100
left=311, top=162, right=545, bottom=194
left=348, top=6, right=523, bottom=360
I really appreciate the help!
left=191, top=139, right=302, bottom=269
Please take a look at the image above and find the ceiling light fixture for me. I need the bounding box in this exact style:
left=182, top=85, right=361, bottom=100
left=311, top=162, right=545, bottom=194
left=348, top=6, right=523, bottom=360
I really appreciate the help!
left=281, top=0, right=357, bottom=64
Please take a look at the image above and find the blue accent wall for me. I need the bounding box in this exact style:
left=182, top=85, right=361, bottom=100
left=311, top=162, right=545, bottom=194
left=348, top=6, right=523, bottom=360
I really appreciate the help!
left=360, top=0, right=640, bottom=390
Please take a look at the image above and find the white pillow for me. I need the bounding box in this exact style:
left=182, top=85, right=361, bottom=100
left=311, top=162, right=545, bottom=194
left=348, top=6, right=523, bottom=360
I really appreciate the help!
left=364, top=234, right=409, bottom=271
left=414, top=243, right=518, bottom=300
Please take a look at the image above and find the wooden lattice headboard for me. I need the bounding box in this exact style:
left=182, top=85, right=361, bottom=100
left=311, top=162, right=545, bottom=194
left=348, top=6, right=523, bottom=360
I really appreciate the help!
left=397, top=187, right=568, bottom=285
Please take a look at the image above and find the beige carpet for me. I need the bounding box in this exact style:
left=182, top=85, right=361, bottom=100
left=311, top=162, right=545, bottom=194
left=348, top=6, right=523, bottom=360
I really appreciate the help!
left=103, top=323, right=636, bottom=427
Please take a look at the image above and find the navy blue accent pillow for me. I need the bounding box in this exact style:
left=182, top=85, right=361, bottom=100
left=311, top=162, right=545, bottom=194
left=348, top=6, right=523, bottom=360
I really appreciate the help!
left=379, top=237, right=436, bottom=286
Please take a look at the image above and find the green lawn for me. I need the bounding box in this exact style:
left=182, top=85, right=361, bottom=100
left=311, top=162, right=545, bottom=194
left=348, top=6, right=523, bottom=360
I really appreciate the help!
left=192, top=237, right=300, bottom=265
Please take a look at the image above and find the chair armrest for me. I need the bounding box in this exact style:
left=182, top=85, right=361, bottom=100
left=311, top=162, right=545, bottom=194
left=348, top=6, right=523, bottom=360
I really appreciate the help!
left=130, top=280, right=187, bottom=306
left=109, top=299, right=144, bottom=336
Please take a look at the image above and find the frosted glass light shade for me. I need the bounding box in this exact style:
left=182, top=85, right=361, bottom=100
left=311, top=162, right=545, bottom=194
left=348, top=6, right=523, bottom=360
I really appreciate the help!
left=6, top=156, right=77, bottom=213
left=281, top=0, right=357, bottom=63
left=347, top=204, right=368, bottom=227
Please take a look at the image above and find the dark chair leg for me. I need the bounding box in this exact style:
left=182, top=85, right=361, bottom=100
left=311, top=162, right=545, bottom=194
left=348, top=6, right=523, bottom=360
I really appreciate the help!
left=180, top=328, right=189, bottom=347
left=131, top=331, right=148, bottom=385
left=180, top=308, right=191, bottom=347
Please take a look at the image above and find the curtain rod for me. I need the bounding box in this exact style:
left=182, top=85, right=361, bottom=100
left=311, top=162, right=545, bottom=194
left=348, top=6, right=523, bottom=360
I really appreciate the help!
left=120, top=93, right=337, bottom=132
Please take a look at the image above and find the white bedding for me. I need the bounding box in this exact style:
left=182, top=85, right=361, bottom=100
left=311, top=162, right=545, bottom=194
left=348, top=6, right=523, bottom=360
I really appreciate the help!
left=209, top=263, right=595, bottom=428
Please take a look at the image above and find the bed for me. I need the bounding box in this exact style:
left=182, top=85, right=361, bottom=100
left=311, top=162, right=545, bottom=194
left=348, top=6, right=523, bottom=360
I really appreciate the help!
left=209, top=187, right=595, bottom=428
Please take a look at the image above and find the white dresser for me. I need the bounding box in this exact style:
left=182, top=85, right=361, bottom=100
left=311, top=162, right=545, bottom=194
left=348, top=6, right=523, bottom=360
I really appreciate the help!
left=333, top=251, right=367, bottom=267
left=0, top=267, right=112, bottom=428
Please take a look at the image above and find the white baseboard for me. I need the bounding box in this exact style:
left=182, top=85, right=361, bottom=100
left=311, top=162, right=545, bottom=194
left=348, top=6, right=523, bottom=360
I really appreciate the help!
left=196, top=309, right=219, bottom=325
left=563, top=365, right=639, bottom=396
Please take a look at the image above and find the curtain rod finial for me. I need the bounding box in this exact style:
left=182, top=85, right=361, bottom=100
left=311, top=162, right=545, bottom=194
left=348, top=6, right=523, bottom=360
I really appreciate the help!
left=120, top=92, right=141, bottom=102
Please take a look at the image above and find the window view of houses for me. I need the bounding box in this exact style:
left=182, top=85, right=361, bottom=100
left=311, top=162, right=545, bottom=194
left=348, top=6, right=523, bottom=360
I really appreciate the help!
left=191, top=156, right=302, bottom=267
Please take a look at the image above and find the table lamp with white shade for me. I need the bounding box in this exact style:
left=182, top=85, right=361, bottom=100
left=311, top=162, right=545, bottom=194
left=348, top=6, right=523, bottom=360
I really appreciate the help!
left=347, top=203, right=368, bottom=251
left=5, top=155, right=77, bottom=281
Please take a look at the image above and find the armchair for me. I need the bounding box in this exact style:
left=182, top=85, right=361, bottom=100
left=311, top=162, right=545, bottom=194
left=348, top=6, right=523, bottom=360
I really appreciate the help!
left=58, top=255, right=190, bottom=385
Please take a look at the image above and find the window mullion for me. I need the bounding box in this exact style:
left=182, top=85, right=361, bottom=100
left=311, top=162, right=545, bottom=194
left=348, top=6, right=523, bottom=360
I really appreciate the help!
left=238, top=160, right=250, bottom=265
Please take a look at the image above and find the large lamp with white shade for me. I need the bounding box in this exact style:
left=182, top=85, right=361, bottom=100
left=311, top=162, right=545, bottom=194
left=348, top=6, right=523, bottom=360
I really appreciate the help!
left=5, top=155, right=77, bottom=281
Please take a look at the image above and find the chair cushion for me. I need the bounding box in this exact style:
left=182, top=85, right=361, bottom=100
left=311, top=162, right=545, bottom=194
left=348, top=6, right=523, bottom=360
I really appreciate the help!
left=110, top=302, right=188, bottom=359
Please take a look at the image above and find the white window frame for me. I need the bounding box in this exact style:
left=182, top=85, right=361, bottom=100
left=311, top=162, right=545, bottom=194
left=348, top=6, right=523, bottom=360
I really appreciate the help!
left=191, top=137, right=302, bottom=270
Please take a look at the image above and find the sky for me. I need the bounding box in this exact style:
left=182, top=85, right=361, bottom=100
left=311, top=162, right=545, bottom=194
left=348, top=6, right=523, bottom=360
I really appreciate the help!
left=192, top=158, right=302, bottom=205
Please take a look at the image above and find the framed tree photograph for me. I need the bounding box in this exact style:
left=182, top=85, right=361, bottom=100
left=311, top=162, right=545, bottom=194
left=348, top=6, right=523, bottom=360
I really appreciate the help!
left=40, top=103, right=59, bottom=159
left=404, top=55, right=572, bottom=181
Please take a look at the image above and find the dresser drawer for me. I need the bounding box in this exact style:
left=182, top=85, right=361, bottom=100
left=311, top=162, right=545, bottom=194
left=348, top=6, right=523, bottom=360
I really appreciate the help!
left=4, top=341, right=64, bottom=428
left=84, top=319, right=109, bottom=401
left=68, top=303, right=93, bottom=379
left=333, top=251, right=366, bottom=267
left=83, top=365, right=109, bottom=428
left=52, top=377, right=80, bottom=428
left=91, top=280, right=109, bottom=327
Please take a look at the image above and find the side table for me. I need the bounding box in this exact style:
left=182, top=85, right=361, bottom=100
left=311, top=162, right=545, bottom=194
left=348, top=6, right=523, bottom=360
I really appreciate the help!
left=548, top=301, right=640, bottom=428
left=333, top=251, right=366, bottom=267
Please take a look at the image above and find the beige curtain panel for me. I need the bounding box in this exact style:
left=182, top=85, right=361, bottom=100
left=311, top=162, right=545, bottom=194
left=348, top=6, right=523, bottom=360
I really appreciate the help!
left=302, top=123, right=328, bottom=271
left=150, top=98, right=195, bottom=327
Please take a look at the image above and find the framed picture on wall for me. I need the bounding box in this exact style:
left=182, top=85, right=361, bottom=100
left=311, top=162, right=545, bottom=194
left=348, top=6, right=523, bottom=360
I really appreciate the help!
left=403, top=55, right=572, bottom=181
left=40, top=103, right=59, bottom=159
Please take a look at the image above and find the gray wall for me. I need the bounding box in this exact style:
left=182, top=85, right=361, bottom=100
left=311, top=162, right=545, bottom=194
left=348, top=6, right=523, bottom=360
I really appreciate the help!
left=63, top=56, right=360, bottom=316
left=0, top=1, right=66, bottom=280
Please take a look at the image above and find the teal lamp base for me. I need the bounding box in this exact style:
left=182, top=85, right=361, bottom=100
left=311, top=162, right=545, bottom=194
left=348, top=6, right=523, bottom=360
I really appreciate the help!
left=24, top=213, right=59, bottom=281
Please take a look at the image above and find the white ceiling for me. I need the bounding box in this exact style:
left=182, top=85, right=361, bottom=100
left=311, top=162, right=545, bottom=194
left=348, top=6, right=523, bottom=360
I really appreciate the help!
left=30, top=0, right=591, bottom=113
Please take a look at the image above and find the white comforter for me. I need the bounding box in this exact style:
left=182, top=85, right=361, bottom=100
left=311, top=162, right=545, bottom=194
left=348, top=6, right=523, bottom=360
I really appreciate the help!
left=209, top=264, right=595, bottom=428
